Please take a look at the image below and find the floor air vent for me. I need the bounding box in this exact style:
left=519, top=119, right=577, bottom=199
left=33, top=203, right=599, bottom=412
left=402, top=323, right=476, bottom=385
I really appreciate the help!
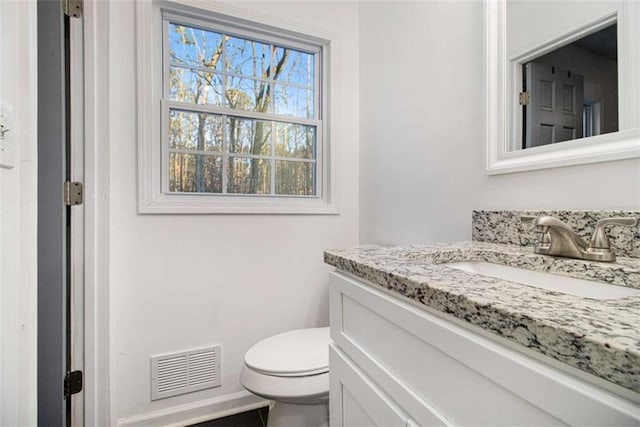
left=151, top=345, right=221, bottom=400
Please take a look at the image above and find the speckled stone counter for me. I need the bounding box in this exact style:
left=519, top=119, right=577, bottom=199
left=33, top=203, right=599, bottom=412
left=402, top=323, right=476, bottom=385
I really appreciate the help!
left=324, top=242, right=640, bottom=394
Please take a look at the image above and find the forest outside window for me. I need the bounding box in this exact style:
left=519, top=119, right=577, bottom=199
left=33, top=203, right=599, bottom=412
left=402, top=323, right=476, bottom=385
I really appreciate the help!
left=163, top=14, right=323, bottom=198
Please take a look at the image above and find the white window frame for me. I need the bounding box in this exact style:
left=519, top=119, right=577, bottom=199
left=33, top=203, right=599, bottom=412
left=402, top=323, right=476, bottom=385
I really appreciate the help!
left=137, top=0, right=337, bottom=214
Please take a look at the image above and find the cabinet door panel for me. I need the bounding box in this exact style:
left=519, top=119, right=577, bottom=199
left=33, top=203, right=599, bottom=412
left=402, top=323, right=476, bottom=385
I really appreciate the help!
left=330, top=345, right=409, bottom=427
left=342, top=388, right=377, bottom=427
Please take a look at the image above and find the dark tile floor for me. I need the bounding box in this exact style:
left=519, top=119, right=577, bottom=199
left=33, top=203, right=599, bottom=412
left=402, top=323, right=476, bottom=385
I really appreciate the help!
left=190, top=406, right=269, bottom=427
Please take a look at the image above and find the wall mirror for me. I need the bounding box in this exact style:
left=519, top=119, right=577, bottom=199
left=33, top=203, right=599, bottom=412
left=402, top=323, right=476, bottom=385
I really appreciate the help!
left=485, top=0, right=640, bottom=174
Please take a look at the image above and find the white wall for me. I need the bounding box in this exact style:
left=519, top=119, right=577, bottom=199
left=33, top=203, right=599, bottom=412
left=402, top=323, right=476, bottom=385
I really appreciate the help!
left=108, top=1, right=359, bottom=424
left=0, top=0, right=38, bottom=425
left=359, top=1, right=640, bottom=245
left=359, top=1, right=484, bottom=244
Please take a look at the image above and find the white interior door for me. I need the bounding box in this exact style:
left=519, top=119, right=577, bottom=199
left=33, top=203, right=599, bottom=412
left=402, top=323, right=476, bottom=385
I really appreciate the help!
left=525, top=62, right=584, bottom=148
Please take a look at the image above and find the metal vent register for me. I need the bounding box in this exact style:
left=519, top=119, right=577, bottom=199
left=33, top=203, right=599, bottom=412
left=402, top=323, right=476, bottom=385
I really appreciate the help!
left=151, top=346, right=221, bottom=400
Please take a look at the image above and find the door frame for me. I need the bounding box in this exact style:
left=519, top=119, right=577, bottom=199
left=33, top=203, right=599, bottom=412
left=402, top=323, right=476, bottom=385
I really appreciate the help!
left=37, top=2, right=89, bottom=424
left=69, top=12, right=85, bottom=426
left=80, top=0, right=112, bottom=424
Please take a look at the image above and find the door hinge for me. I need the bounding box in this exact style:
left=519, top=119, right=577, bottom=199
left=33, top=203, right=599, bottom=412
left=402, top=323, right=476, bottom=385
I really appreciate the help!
left=64, top=181, right=83, bottom=206
left=519, top=91, right=531, bottom=106
left=64, top=370, right=83, bottom=398
left=62, top=0, right=82, bottom=18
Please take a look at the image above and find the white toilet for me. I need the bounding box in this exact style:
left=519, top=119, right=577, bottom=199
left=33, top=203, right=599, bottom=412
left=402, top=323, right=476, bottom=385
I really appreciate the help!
left=240, top=327, right=330, bottom=427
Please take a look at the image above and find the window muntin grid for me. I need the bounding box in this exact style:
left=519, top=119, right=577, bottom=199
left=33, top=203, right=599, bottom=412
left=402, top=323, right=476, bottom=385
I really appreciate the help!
left=162, top=14, right=322, bottom=197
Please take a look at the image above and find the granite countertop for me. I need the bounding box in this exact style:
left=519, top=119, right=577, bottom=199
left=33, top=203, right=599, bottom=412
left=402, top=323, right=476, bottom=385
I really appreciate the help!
left=324, top=241, right=640, bottom=394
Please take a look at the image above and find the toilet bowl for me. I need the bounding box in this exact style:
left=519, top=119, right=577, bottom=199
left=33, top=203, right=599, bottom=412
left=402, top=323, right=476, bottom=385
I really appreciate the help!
left=240, top=327, right=330, bottom=427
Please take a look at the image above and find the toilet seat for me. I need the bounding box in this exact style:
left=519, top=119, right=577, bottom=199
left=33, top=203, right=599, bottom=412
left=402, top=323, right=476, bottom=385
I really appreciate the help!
left=244, top=327, right=329, bottom=377
left=240, top=327, right=330, bottom=405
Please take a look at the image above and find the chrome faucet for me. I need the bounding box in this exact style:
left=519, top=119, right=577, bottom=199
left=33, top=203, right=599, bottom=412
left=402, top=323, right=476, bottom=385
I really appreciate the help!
left=521, top=216, right=637, bottom=262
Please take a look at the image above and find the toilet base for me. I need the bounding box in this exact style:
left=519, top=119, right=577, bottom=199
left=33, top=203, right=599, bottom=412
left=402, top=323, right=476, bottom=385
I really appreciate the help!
left=267, top=401, right=329, bottom=427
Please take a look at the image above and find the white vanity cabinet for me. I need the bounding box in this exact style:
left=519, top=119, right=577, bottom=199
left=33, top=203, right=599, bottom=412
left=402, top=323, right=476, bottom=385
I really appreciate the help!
left=329, top=271, right=640, bottom=427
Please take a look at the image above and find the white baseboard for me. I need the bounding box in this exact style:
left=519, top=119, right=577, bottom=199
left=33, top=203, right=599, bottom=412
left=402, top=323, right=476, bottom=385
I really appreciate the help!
left=117, top=390, right=268, bottom=427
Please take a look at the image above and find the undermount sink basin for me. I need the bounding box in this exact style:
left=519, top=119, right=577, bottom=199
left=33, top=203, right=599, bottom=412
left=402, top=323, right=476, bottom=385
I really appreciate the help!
left=441, top=261, right=640, bottom=300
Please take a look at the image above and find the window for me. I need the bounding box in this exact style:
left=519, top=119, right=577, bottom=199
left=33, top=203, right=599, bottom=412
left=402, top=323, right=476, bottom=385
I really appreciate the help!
left=138, top=2, right=335, bottom=213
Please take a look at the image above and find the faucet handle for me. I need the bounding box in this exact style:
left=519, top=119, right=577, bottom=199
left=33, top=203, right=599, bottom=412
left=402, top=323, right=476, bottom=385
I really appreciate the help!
left=520, top=215, right=545, bottom=231
left=520, top=215, right=551, bottom=246
left=589, top=217, right=638, bottom=250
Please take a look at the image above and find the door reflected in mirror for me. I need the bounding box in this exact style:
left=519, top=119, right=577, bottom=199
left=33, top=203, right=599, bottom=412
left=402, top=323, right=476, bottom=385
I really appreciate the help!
left=521, top=24, right=617, bottom=149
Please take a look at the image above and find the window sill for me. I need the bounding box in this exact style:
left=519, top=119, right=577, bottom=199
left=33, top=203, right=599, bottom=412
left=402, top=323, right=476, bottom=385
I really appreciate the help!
left=138, top=192, right=338, bottom=215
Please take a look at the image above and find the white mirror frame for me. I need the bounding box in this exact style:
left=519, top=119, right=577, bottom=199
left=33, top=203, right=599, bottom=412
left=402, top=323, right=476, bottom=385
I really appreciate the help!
left=485, top=0, right=640, bottom=175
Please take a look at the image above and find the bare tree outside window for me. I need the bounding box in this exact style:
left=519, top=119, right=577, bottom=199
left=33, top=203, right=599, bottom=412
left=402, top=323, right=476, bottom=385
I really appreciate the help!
left=166, top=22, right=318, bottom=196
